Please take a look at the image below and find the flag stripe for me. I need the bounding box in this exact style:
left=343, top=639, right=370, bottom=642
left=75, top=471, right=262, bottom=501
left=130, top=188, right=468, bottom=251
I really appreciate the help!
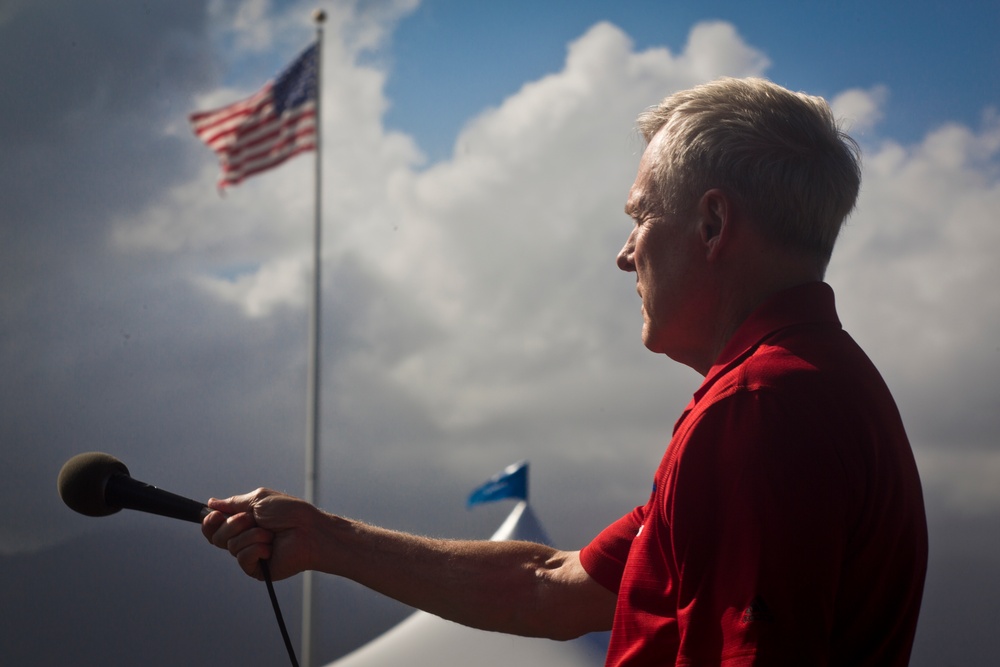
left=193, top=89, right=286, bottom=147
left=189, top=85, right=273, bottom=129
left=190, top=42, right=318, bottom=189
left=222, top=124, right=317, bottom=171
left=203, top=104, right=316, bottom=162
left=220, top=144, right=316, bottom=188
left=220, top=133, right=317, bottom=186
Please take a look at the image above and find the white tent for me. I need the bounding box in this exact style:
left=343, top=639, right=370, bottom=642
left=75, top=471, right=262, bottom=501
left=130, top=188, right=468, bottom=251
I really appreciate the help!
left=326, top=499, right=608, bottom=666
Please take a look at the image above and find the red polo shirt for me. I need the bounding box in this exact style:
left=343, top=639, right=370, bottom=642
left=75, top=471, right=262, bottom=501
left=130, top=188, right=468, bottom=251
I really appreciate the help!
left=581, top=282, right=927, bottom=666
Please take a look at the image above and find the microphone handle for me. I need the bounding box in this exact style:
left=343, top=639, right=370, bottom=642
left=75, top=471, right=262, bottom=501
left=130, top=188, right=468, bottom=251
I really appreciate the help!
left=105, top=474, right=211, bottom=524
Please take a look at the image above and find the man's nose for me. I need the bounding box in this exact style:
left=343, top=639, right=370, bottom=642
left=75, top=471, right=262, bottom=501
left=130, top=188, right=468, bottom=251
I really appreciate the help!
left=617, top=229, right=636, bottom=272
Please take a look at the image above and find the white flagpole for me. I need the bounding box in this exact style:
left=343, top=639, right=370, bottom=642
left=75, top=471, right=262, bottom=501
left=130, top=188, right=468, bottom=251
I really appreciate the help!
left=303, top=9, right=326, bottom=667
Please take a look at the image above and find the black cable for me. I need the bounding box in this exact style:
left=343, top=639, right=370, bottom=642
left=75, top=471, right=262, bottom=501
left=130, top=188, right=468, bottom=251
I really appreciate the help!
left=261, top=560, right=299, bottom=667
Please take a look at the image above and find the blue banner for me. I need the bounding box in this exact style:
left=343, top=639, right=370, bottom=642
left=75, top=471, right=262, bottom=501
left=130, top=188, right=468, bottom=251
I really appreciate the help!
left=467, top=460, right=528, bottom=507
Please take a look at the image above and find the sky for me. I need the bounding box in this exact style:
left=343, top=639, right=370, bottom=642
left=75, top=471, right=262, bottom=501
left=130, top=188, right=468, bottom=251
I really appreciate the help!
left=2, top=0, right=999, bottom=664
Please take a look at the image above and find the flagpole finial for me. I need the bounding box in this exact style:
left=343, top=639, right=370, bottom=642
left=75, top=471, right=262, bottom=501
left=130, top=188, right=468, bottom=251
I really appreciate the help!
left=312, top=8, right=327, bottom=24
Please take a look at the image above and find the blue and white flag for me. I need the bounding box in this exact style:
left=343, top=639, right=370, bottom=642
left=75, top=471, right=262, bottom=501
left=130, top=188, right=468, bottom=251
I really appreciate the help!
left=467, top=460, right=528, bottom=508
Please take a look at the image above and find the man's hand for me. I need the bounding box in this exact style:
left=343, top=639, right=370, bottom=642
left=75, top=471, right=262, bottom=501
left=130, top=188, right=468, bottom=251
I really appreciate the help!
left=201, top=488, right=325, bottom=581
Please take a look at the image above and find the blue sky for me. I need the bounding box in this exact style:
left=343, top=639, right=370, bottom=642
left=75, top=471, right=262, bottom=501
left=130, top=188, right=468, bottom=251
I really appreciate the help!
left=2, top=1, right=999, bottom=665
left=383, top=0, right=999, bottom=160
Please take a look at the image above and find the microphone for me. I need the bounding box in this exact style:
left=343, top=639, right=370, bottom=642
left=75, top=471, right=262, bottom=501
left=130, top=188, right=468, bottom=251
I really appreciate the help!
left=58, top=452, right=300, bottom=666
left=57, top=452, right=210, bottom=524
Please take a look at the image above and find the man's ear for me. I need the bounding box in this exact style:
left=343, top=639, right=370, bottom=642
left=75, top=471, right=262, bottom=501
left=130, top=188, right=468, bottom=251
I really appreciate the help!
left=697, top=189, right=731, bottom=260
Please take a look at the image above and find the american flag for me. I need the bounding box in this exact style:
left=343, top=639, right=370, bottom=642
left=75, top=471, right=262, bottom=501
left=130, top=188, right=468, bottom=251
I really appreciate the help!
left=190, top=43, right=318, bottom=189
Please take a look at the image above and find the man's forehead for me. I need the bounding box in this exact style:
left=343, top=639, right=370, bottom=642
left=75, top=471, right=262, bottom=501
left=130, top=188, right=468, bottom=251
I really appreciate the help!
left=626, top=131, right=668, bottom=216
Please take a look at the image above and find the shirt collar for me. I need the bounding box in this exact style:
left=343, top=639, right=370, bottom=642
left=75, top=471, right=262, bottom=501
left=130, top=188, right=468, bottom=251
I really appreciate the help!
left=693, top=281, right=841, bottom=403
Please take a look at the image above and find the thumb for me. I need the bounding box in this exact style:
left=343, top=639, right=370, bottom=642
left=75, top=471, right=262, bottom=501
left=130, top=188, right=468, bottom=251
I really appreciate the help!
left=207, top=488, right=274, bottom=515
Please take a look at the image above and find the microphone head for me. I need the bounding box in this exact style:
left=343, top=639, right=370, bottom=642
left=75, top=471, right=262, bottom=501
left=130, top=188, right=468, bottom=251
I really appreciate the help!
left=58, top=452, right=131, bottom=517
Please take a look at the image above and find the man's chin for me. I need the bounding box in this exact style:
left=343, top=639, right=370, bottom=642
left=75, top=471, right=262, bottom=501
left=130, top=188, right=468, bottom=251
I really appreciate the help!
left=641, top=328, right=663, bottom=354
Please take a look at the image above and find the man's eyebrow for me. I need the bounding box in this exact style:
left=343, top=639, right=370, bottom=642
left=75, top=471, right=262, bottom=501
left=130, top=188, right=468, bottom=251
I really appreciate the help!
left=625, top=194, right=653, bottom=217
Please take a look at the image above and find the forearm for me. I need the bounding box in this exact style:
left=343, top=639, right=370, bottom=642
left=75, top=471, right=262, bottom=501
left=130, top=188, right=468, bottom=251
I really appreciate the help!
left=312, top=513, right=611, bottom=639
left=203, top=489, right=615, bottom=638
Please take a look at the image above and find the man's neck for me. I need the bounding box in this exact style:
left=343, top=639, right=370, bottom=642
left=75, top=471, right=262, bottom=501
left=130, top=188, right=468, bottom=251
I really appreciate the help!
left=688, top=258, right=826, bottom=376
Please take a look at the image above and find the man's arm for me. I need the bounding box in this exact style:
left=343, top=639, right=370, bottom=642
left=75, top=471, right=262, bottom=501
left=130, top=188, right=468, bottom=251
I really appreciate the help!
left=202, top=488, right=616, bottom=640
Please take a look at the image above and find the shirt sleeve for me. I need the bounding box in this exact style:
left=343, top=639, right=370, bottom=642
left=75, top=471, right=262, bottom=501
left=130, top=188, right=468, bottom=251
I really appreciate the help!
left=579, top=505, right=645, bottom=594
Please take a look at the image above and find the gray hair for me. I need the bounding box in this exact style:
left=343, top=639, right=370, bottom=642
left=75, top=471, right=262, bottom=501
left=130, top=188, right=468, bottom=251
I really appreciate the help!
left=637, top=77, right=861, bottom=260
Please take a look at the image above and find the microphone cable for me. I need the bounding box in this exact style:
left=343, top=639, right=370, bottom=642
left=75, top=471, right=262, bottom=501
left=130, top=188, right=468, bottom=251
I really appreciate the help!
left=261, top=560, right=299, bottom=667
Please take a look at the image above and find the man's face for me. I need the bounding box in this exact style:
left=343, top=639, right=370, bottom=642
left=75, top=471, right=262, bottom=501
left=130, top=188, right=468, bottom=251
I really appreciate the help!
left=618, top=132, right=707, bottom=359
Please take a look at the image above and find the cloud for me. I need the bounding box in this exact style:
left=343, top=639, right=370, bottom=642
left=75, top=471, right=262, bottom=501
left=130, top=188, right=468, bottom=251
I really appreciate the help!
left=228, top=0, right=277, bottom=52
left=828, top=106, right=1000, bottom=510
left=678, top=21, right=772, bottom=81
left=276, top=21, right=768, bottom=431
left=113, top=19, right=771, bottom=452
left=831, top=84, right=889, bottom=134
left=918, top=447, right=1000, bottom=513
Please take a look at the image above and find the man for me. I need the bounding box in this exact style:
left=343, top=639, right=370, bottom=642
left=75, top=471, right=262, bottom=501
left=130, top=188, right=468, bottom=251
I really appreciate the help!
left=204, top=77, right=928, bottom=665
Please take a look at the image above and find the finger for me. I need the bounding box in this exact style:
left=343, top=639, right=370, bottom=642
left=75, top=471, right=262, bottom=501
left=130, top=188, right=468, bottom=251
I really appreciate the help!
left=225, top=525, right=273, bottom=559
left=201, top=509, right=229, bottom=545
left=208, top=511, right=258, bottom=550
left=235, top=541, right=273, bottom=579
left=207, top=489, right=265, bottom=514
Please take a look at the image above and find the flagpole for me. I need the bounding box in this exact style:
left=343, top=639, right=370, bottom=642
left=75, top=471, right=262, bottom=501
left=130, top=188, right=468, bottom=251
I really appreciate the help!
left=303, top=9, right=325, bottom=667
